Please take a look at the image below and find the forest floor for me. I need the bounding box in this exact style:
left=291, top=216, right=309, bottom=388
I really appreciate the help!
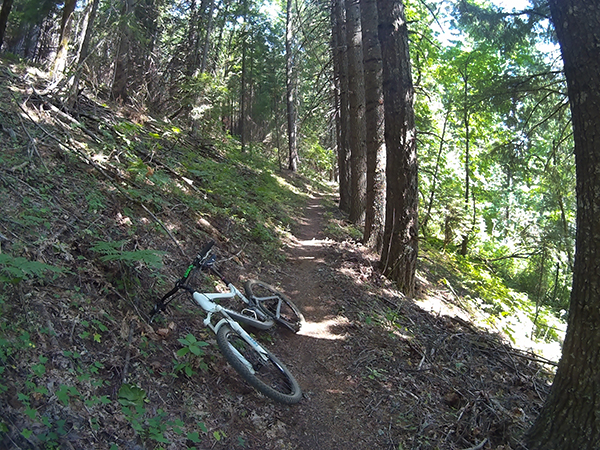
left=0, top=61, right=556, bottom=450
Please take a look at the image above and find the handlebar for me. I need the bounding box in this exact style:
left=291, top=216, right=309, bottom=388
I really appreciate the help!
left=195, top=240, right=215, bottom=264
left=149, top=240, right=216, bottom=321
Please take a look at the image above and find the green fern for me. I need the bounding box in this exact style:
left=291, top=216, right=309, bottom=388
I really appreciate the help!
left=90, top=240, right=164, bottom=269
left=0, top=254, right=66, bottom=284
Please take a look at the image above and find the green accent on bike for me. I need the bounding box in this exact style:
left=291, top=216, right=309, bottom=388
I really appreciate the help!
left=184, top=264, right=195, bottom=278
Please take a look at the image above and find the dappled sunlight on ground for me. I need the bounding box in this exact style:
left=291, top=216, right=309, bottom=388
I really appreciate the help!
left=287, top=237, right=334, bottom=248
left=296, top=238, right=332, bottom=246
left=297, top=317, right=350, bottom=341
left=415, top=290, right=472, bottom=322
left=416, top=289, right=565, bottom=364
left=270, top=191, right=556, bottom=448
left=272, top=173, right=313, bottom=196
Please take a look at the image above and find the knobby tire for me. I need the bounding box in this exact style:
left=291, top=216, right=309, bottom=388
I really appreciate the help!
left=244, top=280, right=304, bottom=332
left=216, top=324, right=302, bottom=404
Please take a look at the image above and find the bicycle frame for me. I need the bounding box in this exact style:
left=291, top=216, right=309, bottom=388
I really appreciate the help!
left=150, top=241, right=274, bottom=330
left=193, top=292, right=271, bottom=372
left=149, top=241, right=303, bottom=403
left=196, top=280, right=256, bottom=311
left=192, top=288, right=262, bottom=333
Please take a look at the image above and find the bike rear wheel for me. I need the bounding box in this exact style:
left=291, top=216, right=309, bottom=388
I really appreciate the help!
left=244, top=280, right=304, bottom=332
left=216, top=324, right=302, bottom=404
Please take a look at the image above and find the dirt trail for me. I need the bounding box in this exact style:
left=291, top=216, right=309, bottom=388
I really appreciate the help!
left=261, top=193, right=395, bottom=449
left=0, top=68, right=551, bottom=450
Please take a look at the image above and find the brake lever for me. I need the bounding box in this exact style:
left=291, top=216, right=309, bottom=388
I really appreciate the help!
left=200, top=254, right=217, bottom=270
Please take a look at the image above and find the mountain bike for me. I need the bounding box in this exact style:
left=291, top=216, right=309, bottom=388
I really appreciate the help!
left=149, top=240, right=303, bottom=404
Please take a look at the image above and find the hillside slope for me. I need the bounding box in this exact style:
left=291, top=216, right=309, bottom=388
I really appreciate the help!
left=1, top=61, right=555, bottom=449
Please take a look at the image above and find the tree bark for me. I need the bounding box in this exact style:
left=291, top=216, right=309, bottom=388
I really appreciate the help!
left=422, top=110, right=449, bottom=233
left=0, top=0, right=14, bottom=51
left=458, top=59, right=472, bottom=256
left=346, top=0, right=367, bottom=224
left=186, top=0, right=202, bottom=75
left=360, top=0, right=385, bottom=251
left=200, top=0, right=215, bottom=74
left=377, top=0, right=418, bottom=297
left=69, top=0, right=100, bottom=107
left=333, top=0, right=351, bottom=213
left=525, top=1, right=600, bottom=448
left=192, top=0, right=210, bottom=73
left=112, top=0, right=134, bottom=102
left=52, top=0, right=77, bottom=79
left=286, top=0, right=298, bottom=171
left=331, top=0, right=342, bottom=182
left=240, top=32, right=247, bottom=152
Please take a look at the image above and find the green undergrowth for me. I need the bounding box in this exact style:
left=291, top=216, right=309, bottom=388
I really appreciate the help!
left=112, top=121, right=307, bottom=257
left=0, top=62, right=565, bottom=448
left=0, top=63, right=314, bottom=448
left=418, top=240, right=566, bottom=359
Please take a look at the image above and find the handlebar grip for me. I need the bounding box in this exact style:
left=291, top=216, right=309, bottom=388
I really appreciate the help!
left=198, top=240, right=215, bottom=258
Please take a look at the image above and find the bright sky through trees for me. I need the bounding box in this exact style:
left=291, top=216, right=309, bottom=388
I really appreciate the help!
left=260, top=0, right=281, bottom=21
left=495, top=0, right=530, bottom=11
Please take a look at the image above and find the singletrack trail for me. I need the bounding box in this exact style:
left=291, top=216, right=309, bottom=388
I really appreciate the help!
left=260, top=193, right=398, bottom=449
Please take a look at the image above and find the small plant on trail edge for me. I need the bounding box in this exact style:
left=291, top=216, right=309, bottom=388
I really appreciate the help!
left=118, top=383, right=168, bottom=443
left=90, top=239, right=166, bottom=292
left=78, top=318, right=109, bottom=343
left=322, top=211, right=363, bottom=242
left=118, top=383, right=210, bottom=446
left=174, top=333, right=209, bottom=376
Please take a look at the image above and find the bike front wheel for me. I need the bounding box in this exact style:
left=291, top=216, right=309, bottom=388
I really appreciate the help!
left=216, top=324, right=302, bottom=404
left=244, top=280, right=304, bottom=332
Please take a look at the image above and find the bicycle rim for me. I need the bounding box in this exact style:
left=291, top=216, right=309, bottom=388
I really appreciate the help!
left=216, top=325, right=302, bottom=404
left=244, top=280, right=304, bottom=332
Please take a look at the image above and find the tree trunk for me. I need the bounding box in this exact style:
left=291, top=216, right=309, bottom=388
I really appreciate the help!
left=200, top=0, right=215, bottom=74
left=69, top=0, right=100, bottom=107
left=186, top=0, right=202, bottom=75
left=459, top=64, right=471, bottom=256
left=0, top=0, right=14, bottom=51
left=525, top=1, right=600, bottom=448
left=331, top=2, right=342, bottom=183
left=333, top=0, right=351, bottom=213
left=112, top=0, right=134, bottom=102
left=212, top=1, right=229, bottom=74
left=286, top=0, right=298, bottom=171
left=422, top=110, right=449, bottom=233
left=377, top=0, right=418, bottom=297
left=240, top=33, right=247, bottom=152
left=346, top=0, right=367, bottom=224
left=361, top=0, right=385, bottom=251
left=192, top=0, right=209, bottom=73
left=52, top=0, right=77, bottom=79
left=140, top=0, right=160, bottom=107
